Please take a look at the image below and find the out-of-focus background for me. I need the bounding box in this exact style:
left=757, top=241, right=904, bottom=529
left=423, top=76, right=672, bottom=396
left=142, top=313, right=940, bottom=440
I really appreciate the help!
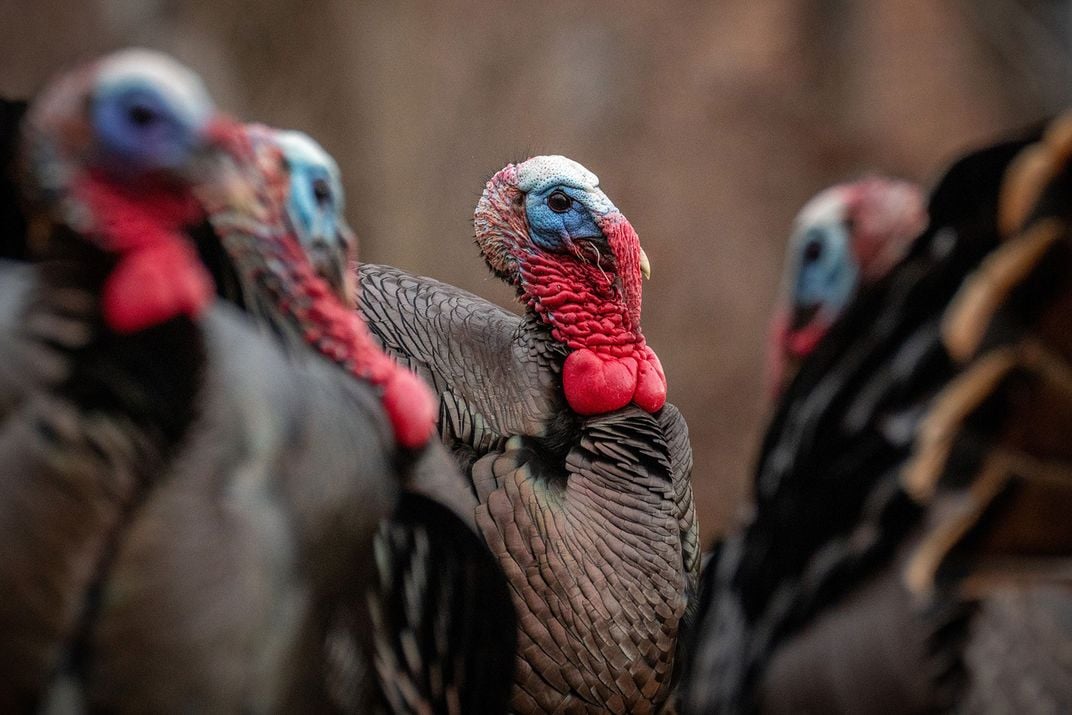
left=3, top=0, right=1070, bottom=544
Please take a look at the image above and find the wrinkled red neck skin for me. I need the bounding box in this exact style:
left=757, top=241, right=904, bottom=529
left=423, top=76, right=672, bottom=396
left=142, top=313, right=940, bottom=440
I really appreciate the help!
left=72, top=170, right=213, bottom=333
left=218, top=128, right=436, bottom=449
left=518, top=212, right=666, bottom=415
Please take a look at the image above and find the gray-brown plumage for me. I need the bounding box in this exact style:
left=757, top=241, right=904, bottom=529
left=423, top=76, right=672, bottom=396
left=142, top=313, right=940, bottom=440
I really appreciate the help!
left=225, top=125, right=517, bottom=713
left=682, top=117, right=1072, bottom=713
left=359, top=154, right=698, bottom=713
left=0, top=50, right=515, bottom=713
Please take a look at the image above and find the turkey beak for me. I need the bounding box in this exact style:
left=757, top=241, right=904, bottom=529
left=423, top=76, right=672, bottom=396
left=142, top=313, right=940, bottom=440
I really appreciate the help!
left=639, top=247, right=651, bottom=280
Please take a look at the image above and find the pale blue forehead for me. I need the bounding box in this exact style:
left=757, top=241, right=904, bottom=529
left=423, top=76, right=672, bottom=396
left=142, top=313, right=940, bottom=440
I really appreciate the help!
left=516, top=155, right=616, bottom=213
left=274, top=131, right=340, bottom=177
left=273, top=130, right=345, bottom=202
left=95, top=48, right=214, bottom=129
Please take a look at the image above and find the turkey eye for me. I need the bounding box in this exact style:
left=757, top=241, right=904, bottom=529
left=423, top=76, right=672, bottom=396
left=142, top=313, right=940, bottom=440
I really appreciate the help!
left=127, top=103, right=158, bottom=127
left=547, top=191, right=572, bottom=213
left=312, top=178, right=332, bottom=205
left=802, top=239, right=824, bottom=263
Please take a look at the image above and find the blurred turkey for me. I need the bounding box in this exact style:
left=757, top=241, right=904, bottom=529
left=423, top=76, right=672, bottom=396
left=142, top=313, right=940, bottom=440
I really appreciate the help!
left=0, top=49, right=513, bottom=712
left=768, top=177, right=926, bottom=399
left=358, top=155, right=698, bottom=713
left=682, top=116, right=1072, bottom=713
left=221, top=124, right=515, bottom=712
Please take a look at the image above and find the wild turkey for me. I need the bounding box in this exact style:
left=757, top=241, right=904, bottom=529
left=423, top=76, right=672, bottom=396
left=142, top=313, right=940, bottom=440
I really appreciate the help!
left=0, top=49, right=514, bottom=712
left=681, top=117, right=1072, bottom=713
left=768, top=177, right=926, bottom=399
left=358, top=155, right=698, bottom=713
left=207, top=122, right=516, bottom=710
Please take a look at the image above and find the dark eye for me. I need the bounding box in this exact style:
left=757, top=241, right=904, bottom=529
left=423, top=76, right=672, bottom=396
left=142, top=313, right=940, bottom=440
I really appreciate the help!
left=126, top=102, right=158, bottom=127
left=312, top=178, right=332, bottom=205
left=547, top=190, right=572, bottom=213
left=802, top=239, right=824, bottom=263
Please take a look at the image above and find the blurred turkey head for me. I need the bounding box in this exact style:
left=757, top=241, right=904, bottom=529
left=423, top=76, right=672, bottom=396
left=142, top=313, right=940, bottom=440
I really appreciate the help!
left=19, top=47, right=244, bottom=334
left=199, top=123, right=437, bottom=450
left=271, top=129, right=358, bottom=307
left=768, top=177, right=927, bottom=398
left=474, top=155, right=665, bottom=415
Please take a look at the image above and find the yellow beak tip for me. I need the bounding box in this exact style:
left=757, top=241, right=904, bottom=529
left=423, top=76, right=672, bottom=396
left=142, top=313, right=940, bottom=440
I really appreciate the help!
left=639, top=250, right=652, bottom=280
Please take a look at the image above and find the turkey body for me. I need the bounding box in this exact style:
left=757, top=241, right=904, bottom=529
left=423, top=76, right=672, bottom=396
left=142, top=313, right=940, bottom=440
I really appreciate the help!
left=0, top=245, right=399, bottom=710
left=682, top=122, right=1072, bottom=713
left=360, top=262, right=698, bottom=713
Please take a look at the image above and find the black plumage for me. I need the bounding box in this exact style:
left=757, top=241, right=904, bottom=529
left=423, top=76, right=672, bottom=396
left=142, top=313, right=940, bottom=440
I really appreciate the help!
left=681, top=119, right=1072, bottom=713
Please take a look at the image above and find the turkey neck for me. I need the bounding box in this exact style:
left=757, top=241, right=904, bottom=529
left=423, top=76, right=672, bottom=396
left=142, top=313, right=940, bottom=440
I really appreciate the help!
left=518, top=251, right=648, bottom=358
left=207, top=146, right=395, bottom=389
left=31, top=230, right=204, bottom=447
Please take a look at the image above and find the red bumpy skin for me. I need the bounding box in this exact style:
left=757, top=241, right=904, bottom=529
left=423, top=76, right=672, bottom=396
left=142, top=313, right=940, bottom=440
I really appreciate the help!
left=556, top=213, right=667, bottom=415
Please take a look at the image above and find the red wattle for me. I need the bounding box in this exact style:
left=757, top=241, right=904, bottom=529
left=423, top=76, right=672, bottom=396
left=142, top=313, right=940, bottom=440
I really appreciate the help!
left=634, top=348, right=667, bottom=412
left=101, top=240, right=213, bottom=333
left=380, top=368, right=439, bottom=449
left=599, top=213, right=643, bottom=332
left=786, top=323, right=827, bottom=358
left=767, top=310, right=790, bottom=400
left=562, top=348, right=636, bottom=415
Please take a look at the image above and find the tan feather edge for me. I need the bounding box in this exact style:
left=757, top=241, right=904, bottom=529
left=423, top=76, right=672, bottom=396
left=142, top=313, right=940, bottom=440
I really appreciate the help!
left=941, top=219, right=1063, bottom=363
left=902, top=348, right=1018, bottom=501
left=998, top=113, right=1072, bottom=237
left=904, top=342, right=1072, bottom=596
left=905, top=448, right=1072, bottom=598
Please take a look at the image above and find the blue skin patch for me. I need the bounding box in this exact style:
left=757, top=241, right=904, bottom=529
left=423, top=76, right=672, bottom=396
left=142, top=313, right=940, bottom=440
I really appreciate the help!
left=525, top=185, right=604, bottom=252
left=791, top=222, right=859, bottom=321
left=285, top=160, right=341, bottom=249
left=271, top=130, right=346, bottom=251
left=92, top=81, right=199, bottom=174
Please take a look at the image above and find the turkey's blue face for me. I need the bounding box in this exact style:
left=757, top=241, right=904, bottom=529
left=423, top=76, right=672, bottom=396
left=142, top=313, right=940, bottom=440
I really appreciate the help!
left=89, top=50, right=215, bottom=180
left=519, top=155, right=612, bottom=254
left=787, top=191, right=859, bottom=335
left=475, top=155, right=651, bottom=292
left=525, top=185, right=604, bottom=252
left=271, top=129, right=357, bottom=305
left=274, top=130, right=347, bottom=253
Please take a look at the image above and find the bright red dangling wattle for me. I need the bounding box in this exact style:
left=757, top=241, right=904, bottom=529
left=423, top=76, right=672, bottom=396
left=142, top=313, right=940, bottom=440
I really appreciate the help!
left=75, top=174, right=214, bottom=333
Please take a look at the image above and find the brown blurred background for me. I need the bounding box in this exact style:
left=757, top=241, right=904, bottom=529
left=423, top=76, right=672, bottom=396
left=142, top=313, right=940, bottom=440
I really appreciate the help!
left=3, top=0, right=1070, bottom=544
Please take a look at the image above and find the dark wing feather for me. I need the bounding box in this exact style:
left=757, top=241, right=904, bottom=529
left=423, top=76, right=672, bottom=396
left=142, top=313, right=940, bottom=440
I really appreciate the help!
left=657, top=404, right=700, bottom=684
left=359, top=263, right=568, bottom=465
left=366, top=491, right=517, bottom=715
left=0, top=97, right=27, bottom=261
